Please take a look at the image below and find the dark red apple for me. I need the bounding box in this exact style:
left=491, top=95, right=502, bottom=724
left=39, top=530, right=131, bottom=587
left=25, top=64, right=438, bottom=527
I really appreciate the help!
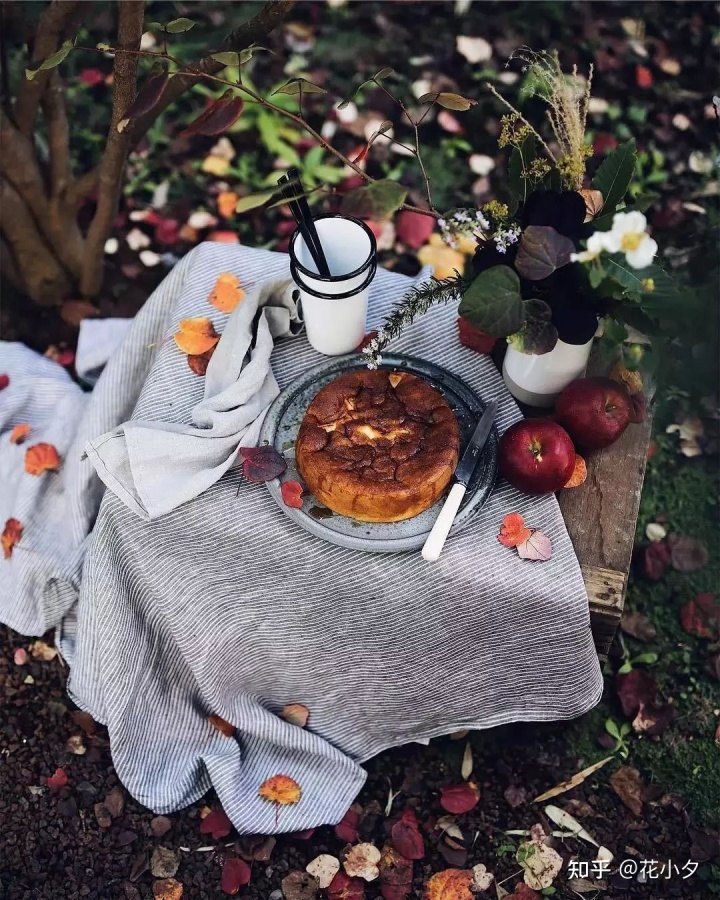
left=555, top=377, right=632, bottom=450
left=498, top=420, right=576, bottom=494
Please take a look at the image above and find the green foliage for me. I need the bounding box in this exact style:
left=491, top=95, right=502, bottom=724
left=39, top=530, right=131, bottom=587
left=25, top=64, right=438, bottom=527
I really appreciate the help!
left=341, top=179, right=408, bottom=218
left=25, top=38, right=74, bottom=80
left=458, top=265, right=524, bottom=337
left=591, top=139, right=637, bottom=215
left=514, top=225, right=575, bottom=280
left=507, top=299, right=558, bottom=355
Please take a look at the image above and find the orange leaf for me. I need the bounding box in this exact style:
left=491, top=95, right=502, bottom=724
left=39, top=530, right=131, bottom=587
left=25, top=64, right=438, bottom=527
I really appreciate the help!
left=2, top=518, right=23, bottom=560
left=280, top=480, right=304, bottom=509
left=217, top=191, right=239, bottom=219
left=9, top=423, right=31, bottom=444
left=208, top=273, right=245, bottom=313
left=564, top=454, right=587, bottom=488
left=173, top=317, right=220, bottom=355
left=208, top=714, right=234, bottom=737
left=25, top=442, right=61, bottom=476
left=152, top=878, right=184, bottom=900
left=258, top=774, right=302, bottom=806
left=281, top=703, right=309, bottom=728
left=423, top=868, right=473, bottom=900
left=498, top=513, right=532, bottom=548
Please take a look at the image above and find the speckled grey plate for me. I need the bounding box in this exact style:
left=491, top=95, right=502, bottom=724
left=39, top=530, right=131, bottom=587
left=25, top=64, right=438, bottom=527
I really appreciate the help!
left=259, top=354, right=498, bottom=553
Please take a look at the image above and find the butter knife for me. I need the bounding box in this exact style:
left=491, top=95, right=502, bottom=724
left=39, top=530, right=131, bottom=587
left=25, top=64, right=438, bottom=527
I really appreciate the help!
left=421, top=399, right=498, bottom=562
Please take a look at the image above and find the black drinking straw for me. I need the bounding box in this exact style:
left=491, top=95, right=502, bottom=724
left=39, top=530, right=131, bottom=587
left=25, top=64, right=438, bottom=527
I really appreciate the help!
left=280, top=168, right=330, bottom=277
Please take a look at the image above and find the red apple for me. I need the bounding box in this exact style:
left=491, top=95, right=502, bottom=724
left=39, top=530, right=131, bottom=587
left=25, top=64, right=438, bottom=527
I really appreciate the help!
left=498, top=420, right=576, bottom=494
left=555, top=377, right=632, bottom=450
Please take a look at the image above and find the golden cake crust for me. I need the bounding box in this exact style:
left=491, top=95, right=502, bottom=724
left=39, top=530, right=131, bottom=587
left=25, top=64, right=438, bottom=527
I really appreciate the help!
left=296, top=370, right=460, bottom=522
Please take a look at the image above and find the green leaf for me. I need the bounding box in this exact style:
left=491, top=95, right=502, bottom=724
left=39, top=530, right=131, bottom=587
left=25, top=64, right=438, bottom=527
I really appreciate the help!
left=620, top=723, right=632, bottom=737
left=145, top=21, right=165, bottom=31
left=458, top=266, right=524, bottom=338
left=602, top=317, right=628, bottom=344
left=618, top=661, right=633, bottom=674
left=235, top=190, right=276, bottom=213
left=165, top=17, right=195, bottom=33
left=507, top=299, right=558, bottom=355
left=25, top=39, right=74, bottom=80
left=604, top=258, right=691, bottom=325
left=507, top=134, right=538, bottom=208
left=211, top=51, right=239, bottom=66
left=592, top=139, right=637, bottom=217
left=435, top=92, right=477, bottom=112
left=418, top=92, right=440, bottom=105
left=605, top=718, right=621, bottom=740
left=273, top=78, right=327, bottom=96
left=341, top=179, right=407, bottom=219
left=373, top=67, right=394, bottom=81
left=633, top=652, right=658, bottom=666
left=96, top=42, right=111, bottom=51
left=515, top=226, right=575, bottom=281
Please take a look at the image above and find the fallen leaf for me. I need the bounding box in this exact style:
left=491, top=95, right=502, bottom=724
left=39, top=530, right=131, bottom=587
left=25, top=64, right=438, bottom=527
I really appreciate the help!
left=9, top=423, right=31, bottom=444
left=610, top=766, right=644, bottom=816
left=517, top=829, right=562, bottom=890
left=221, top=858, right=251, bottom=895
left=669, top=534, right=709, bottom=572
left=199, top=808, right=233, bottom=840
left=47, top=768, right=68, bottom=792
left=395, top=210, right=435, bottom=249
left=152, top=878, right=183, bottom=900
left=335, top=806, right=361, bottom=843
left=66, top=735, right=86, bottom=755
left=621, top=612, right=657, bottom=643
left=173, top=317, right=220, bottom=356
left=680, top=594, right=720, bottom=639
left=417, top=234, right=465, bottom=280
left=645, top=522, right=667, bottom=542
left=25, top=442, right=61, bottom=475
left=328, top=871, right=365, bottom=900
left=71, top=710, right=97, bottom=735
left=239, top=446, right=287, bottom=483
left=30, top=640, right=58, bottom=661
left=632, top=702, right=675, bottom=736
left=503, top=785, right=527, bottom=808
left=497, top=513, right=532, bottom=548
left=440, top=782, right=480, bottom=814
left=307, top=855, right=340, bottom=889
left=281, top=703, right=309, bottom=728
left=461, top=742, right=473, bottom=780
left=470, top=863, right=494, bottom=892
left=516, top=531, right=552, bottom=562
left=236, top=834, right=276, bottom=862
left=666, top=417, right=703, bottom=457
left=259, top=774, right=302, bottom=805
left=0, top=374, right=9, bottom=390
left=187, top=346, right=215, bottom=376
left=2, top=518, right=23, bottom=559
left=209, top=272, right=245, bottom=313
left=438, top=838, right=468, bottom=869
left=642, top=541, right=671, bottom=580
left=105, top=786, right=125, bottom=818
left=281, top=480, right=304, bottom=509
left=423, top=868, right=473, bottom=900
left=533, top=756, right=613, bottom=802
left=543, top=805, right=598, bottom=846
left=506, top=887, right=540, bottom=900
left=151, top=846, right=179, bottom=879
left=563, top=455, right=587, bottom=488
left=616, top=669, right=657, bottom=718
left=217, top=192, right=239, bottom=220
left=379, top=843, right=413, bottom=895
left=610, top=360, right=643, bottom=395
left=151, top=816, right=172, bottom=838
left=391, top=808, right=425, bottom=860
left=94, top=803, right=112, bottom=828
left=208, top=714, right=234, bottom=737
left=13, top=647, right=29, bottom=665
left=343, top=843, right=381, bottom=881
left=457, top=318, right=497, bottom=354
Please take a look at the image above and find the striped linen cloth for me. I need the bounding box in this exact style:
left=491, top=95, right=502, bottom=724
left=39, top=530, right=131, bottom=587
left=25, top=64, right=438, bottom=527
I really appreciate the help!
left=2, top=242, right=603, bottom=833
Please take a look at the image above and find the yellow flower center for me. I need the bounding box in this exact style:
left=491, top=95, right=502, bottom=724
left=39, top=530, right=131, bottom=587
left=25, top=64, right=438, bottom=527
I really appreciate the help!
left=621, top=232, right=643, bottom=252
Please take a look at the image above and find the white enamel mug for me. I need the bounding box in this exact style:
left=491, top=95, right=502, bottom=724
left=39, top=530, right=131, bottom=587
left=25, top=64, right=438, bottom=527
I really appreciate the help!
left=289, top=215, right=377, bottom=356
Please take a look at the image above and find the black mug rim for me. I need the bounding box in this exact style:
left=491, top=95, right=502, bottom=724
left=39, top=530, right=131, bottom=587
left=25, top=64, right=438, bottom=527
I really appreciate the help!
left=288, top=214, right=377, bottom=283
left=290, top=258, right=377, bottom=301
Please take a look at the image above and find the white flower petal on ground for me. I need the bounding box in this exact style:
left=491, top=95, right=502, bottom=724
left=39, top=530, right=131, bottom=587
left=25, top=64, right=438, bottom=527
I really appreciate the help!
left=126, top=227, right=150, bottom=251
left=104, top=238, right=119, bottom=255
left=469, top=154, right=495, bottom=176
left=139, top=250, right=162, bottom=267
left=456, top=35, right=492, bottom=63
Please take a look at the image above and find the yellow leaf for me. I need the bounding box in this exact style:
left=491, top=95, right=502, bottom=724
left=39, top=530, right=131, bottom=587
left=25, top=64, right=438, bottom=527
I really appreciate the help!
left=208, top=273, right=244, bottom=313
left=533, top=756, right=614, bottom=803
left=173, top=318, right=220, bottom=355
left=417, top=234, right=465, bottom=280
left=258, top=774, right=302, bottom=806
left=201, top=154, right=231, bottom=177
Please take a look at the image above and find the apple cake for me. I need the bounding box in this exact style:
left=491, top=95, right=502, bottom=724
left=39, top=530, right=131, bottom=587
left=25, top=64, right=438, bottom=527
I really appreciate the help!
left=296, top=370, right=460, bottom=522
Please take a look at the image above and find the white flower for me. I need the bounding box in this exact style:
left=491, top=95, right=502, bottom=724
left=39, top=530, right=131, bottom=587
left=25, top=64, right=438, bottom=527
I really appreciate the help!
left=571, top=229, right=611, bottom=263
left=611, top=210, right=657, bottom=269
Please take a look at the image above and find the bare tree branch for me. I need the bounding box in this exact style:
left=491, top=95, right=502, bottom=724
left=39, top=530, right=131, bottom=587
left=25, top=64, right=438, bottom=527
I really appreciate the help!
left=13, top=0, right=82, bottom=136
left=79, top=0, right=145, bottom=297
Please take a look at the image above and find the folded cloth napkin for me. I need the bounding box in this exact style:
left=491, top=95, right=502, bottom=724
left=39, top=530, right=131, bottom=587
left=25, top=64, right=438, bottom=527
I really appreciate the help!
left=84, top=278, right=301, bottom=520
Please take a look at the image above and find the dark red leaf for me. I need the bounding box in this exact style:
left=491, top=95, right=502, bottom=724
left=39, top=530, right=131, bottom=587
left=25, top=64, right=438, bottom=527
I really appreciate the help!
left=0, top=374, right=9, bottom=391
left=437, top=840, right=468, bottom=867
left=327, top=871, right=365, bottom=900
left=390, top=809, right=424, bottom=860
left=47, top=767, right=68, bottom=792
left=680, top=594, right=720, bottom=639
left=334, top=807, right=361, bottom=843
left=641, top=541, right=671, bottom=580
left=395, top=210, right=435, bottom=249
left=221, top=858, right=252, bottom=895
left=123, top=70, right=169, bottom=120
left=632, top=701, right=676, bottom=736
left=636, top=64, right=654, bottom=88
left=616, top=669, right=657, bottom=718
left=155, top=218, right=180, bottom=246
left=439, top=782, right=480, bottom=814
left=200, top=808, right=233, bottom=840
left=379, top=843, right=413, bottom=888
left=457, top=317, right=497, bottom=354
left=238, top=446, right=287, bottom=483
left=620, top=611, right=657, bottom=643
left=182, top=92, right=244, bottom=137
left=669, top=534, right=709, bottom=573
left=508, top=885, right=542, bottom=899
left=380, top=887, right=411, bottom=900
left=281, top=480, right=304, bottom=509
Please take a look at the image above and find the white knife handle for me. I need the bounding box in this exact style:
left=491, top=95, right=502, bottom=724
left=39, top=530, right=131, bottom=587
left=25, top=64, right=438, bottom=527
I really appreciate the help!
left=421, top=483, right=466, bottom=562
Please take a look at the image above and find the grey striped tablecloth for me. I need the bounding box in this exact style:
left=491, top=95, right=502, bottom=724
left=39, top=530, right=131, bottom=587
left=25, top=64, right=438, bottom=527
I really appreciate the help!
left=2, top=242, right=603, bottom=834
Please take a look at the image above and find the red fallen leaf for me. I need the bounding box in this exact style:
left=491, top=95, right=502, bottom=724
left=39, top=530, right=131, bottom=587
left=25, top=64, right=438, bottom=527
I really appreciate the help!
left=2, top=517, right=23, bottom=559
left=281, top=480, right=304, bottom=509
left=155, top=218, right=180, bottom=246
left=632, top=701, right=675, bottom=736
left=439, top=782, right=480, bottom=814
left=379, top=843, right=413, bottom=890
left=390, top=808, right=425, bottom=860
left=208, top=714, right=234, bottom=737
left=327, top=871, right=366, bottom=900
left=238, top=446, right=287, bottom=483
left=381, top=887, right=411, bottom=900
left=80, top=68, right=105, bottom=87
left=10, top=424, right=31, bottom=444
left=356, top=331, right=378, bottom=353
left=616, top=669, right=657, bottom=718
left=14, top=647, right=29, bottom=665
left=0, top=374, right=9, bottom=390
left=642, top=541, right=671, bottom=580
left=122, top=70, right=169, bottom=121
left=516, top=530, right=552, bottom=561
left=182, top=91, right=244, bottom=137
left=221, top=858, right=252, bottom=895
left=457, top=317, right=497, bottom=354
left=593, top=133, right=618, bottom=155
left=508, top=885, right=541, bottom=899
left=200, top=808, right=233, bottom=840
left=680, top=594, right=720, bottom=639
left=610, top=765, right=644, bottom=816
left=621, top=611, right=657, bottom=643
left=25, top=442, right=61, bottom=476
left=668, top=534, right=709, bottom=573
left=47, top=767, right=68, bottom=792
left=335, top=807, right=361, bottom=843
left=208, top=231, right=240, bottom=243
left=636, top=64, right=654, bottom=88
left=395, top=210, right=435, bottom=250
left=498, top=513, right=532, bottom=548
left=188, top=346, right=216, bottom=376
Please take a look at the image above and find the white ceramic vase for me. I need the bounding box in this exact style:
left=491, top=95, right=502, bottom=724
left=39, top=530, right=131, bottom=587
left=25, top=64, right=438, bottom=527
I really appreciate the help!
left=502, top=337, right=594, bottom=408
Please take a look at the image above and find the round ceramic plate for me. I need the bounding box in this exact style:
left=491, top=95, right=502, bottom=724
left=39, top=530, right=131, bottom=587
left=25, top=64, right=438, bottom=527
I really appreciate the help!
left=259, top=353, right=498, bottom=553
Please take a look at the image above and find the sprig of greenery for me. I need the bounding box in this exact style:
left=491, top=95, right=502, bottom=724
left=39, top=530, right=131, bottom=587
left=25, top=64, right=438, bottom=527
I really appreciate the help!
left=363, top=273, right=466, bottom=367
